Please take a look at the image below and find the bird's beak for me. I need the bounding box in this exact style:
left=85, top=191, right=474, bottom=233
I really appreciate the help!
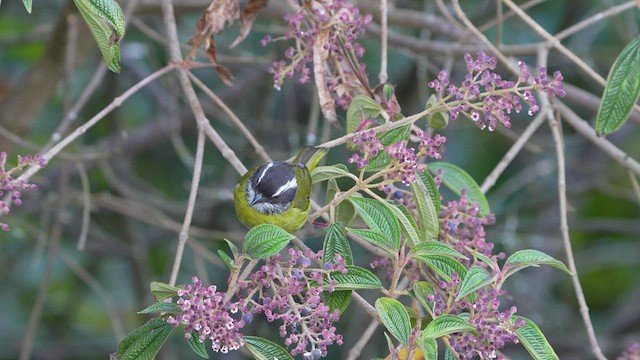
left=250, top=193, right=263, bottom=206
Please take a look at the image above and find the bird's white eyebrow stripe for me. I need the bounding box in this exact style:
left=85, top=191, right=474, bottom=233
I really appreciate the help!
left=272, top=178, right=297, bottom=197
left=256, top=163, right=273, bottom=184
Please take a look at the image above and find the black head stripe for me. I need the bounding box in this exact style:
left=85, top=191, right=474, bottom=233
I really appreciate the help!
left=249, top=162, right=297, bottom=206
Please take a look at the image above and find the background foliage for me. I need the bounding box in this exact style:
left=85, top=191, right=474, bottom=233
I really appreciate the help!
left=0, top=0, right=639, bottom=359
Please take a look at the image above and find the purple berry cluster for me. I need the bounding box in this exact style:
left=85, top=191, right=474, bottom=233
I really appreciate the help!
left=348, top=127, right=446, bottom=186
left=241, top=248, right=344, bottom=358
left=428, top=273, right=524, bottom=359
left=440, top=189, right=504, bottom=266
left=428, top=52, right=566, bottom=131
left=0, top=152, right=46, bottom=231
left=264, top=0, right=371, bottom=108
left=167, top=276, right=245, bottom=354
left=617, top=342, right=640, bottom=360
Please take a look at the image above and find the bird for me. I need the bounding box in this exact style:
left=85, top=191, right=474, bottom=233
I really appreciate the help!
left=234, top=146, right=328, bottom=233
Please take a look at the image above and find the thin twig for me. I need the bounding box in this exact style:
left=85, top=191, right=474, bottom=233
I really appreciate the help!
left=187, top=71, right=271, bottom=163
left=347, top=319, right=380, bottom=360
left=20, top=166, right=69, bottom=360
left=555, top=101, right=640, bottom=177
left=545, top=105, right=607, bottom=360
left=554, top=1, right=637, bottom=41
left=629, top=170, right=640, bottom=206
left=378, top=0, right=388, bottom=84
left=169, top=129, right=205, bottom=286
left=59, top=250, right=126, bottom=340
left=75, top=161, right=91, bottom=250
left=480, top=112, right=546, bottom=193
left=501, top=0, right=606, bottom=86
left=17, top=64, right=177, bottom=184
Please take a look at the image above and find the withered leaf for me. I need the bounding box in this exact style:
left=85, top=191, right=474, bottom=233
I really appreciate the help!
left=313, top=27, right=339, bottom=127
left=230, top=0, right=269, bottom=49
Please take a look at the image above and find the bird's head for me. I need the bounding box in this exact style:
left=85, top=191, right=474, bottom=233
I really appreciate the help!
left=246, top=162, right=298, bottom=215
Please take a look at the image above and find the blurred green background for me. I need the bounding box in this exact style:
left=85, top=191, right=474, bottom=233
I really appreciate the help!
left=0, top=0, right=639, bottom=359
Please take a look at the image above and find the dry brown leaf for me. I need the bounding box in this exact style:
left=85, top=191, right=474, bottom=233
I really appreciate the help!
left=230, top=0, right=269, bottom=49
left=313, top=27, right=338, bottom=127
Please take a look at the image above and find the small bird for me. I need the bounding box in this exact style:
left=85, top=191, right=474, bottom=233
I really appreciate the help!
left=234, top=146, right=328, bottom=233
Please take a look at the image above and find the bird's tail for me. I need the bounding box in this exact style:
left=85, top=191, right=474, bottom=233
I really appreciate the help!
left=294, top=146, right=329, bottom=172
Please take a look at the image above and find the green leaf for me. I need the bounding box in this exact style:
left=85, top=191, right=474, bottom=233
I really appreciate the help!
left=329, top=265, right=382, bottom=290
left=149, top=282, right=181, bottom=302
left=383, top=202, right=421, bottom=247
left=72, top=0, right=126, bottom=72
left=137, top=302, right=181, bottom=315
left=323, top=224, right=353, bottom=265
left=117, top=318, right=174, bottom=360
left=312, top=164, right=351, bottom=183
left=455, top=266, right=495, bottom=301
left=415, top=254, right=467, bottom=282
left=596, top=36, right=640, bottom=136
left=346, top=95, right=383, bottom=135
left=412, top=281, right=436, bottom=312
left=187, top=332, right=209, bottom=358
left=349, top=196, right=401, bottom=250
left=326, top=179, right=358, bottom=226
left=322, top=288, right=352, bottom=313
left=420, top=337, right=438, bottom=360
left=422, top=314, right=476, bottom=339
left=243, top=224, right=295, bottom=259
left=409, top=241, right=468, bottom=260
left=418, top=172, right=441, bottom=215
left=346, top=227, right=397, bottom=254
left=366, top=125, right=411, bottom=171
left=411, top=174, right=440, bottom=241
left=503, top=249, right=572, bottom=280
left=429, top=162, right=490, bottom=217
left=244, top=336, right=294, bottom=360
left=375, top=298, right=412, bottom=345
left=218, top=250, right=235, bottom=270
left=425, top=94, right=450, bottom=129
left=22, top=0, right=32, bottom=13
left=512, top=316, right=559, bottom=360
left=223, top=238, right=239, bottom=258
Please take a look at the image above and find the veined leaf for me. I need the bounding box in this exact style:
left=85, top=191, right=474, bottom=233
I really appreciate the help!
left=415, top=254, right=467, bottom=282
left=366, top=125, right=411, bottom=171
left=117, top=318, right=174, bottom=360
left=411, top=174, right=440, bottom=241
left=422, top=314, right=476, bottom=339
left=512, top=316, right=559, bottom=360
left=455, top=266, right=495, bottom=301
left=149, top=281, right=181, bottom=302
left=503, top=249, right=572, bottom=280
left=326, top=179, right=358, bottom=226
left=346, top=227, right=397, bottom=253
left=322, top=288, right=352, bottom=313
left=322, top=224, right=354, bottom=313
left=375, top=298, right=412, bottom=345
left=349, top=196, right=401, bottom=249
left=217, top=249, right=235, bottom=271
left=73, top=0, right=126, bottom=72
left=596, top=36, right=640, bottom=136
left=329, top=265, right=382, bottom=290
left=137, top=302, right=181, bottom=315
left=429, top=162, right=490, bottom=217
left=383, top=202, right=421, bottom=247
left=409, top=241, right=468, bottom=260
left=187, top=332, right=209, bottom=358
left=420, top=337, right=438, bottom=360
left=22, top=0, right=32, bottom=13
left=346, top=95, right=383, bottom=136
left=243, top=224, right=294, bottom=259
left=312, top=164, right=351, bottom=183
left=323, top=224, right=353, bottom=265
left=244, top=336, right=294, bottom=360
left=412, top=281, right=436, bottom=312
